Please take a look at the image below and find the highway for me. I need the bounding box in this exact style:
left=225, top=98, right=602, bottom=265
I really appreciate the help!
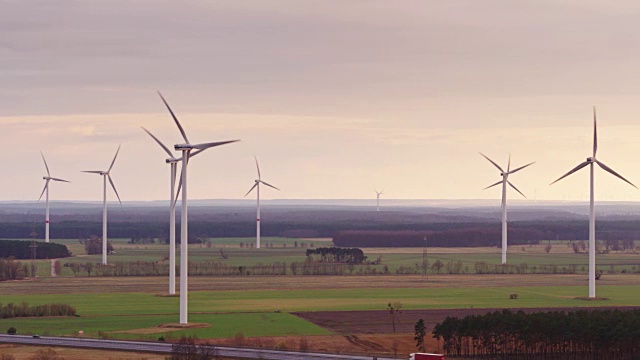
left=0, top=334, right=398, bottom=360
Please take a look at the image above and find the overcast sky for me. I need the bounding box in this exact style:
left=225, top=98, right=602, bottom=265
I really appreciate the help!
left=3, top=0, right=640, bottom=203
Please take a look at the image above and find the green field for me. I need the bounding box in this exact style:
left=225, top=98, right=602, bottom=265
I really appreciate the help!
left=0, top=283, right=638, bottom=340
left=0, top=312, right=330, bottom=341
left=2, top=237, right=639, bottom=341
left=2, top=285, right=639, bottom=315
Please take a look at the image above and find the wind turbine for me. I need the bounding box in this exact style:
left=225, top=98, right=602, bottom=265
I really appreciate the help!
left=375, top=190, right=383, bottom=212
left=82, top=146, right=122, bottom=265
left=551, top=107, right=636, bottom=298
left=38, top=152, right=70, bottom=243
left=480, top=153, right=534, bottom=265
left=142, top=127, right=207, bottom=295
left=158, top=91, right=239, bottom=324
left=244, top=156, right=280, bottom=249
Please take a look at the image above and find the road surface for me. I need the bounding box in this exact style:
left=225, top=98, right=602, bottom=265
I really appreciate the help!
left=0, top=334, right=398, bottom=360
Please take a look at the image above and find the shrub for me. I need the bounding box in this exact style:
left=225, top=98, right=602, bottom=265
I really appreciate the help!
left=233, top=332, right=245, bottom=346
left=6, top=327, right=16, bottom=335
left=298, top=337, right=309, bottom=351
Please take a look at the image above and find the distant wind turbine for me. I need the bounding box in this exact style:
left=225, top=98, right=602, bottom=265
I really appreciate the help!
left=141, top=128, right=205, bottom=295
left=244, top=156, right=280, bottom=249
left=82, top=145, right=122, bottom=265
left=38, top=152, right=70, bottom=243
left=158, top=91, right=239, bottom=325
left=551, top=107, right=636, bottom=298
left=375, top=190, right=383, bottom=212
left=480, top=153, right=534, bottom=265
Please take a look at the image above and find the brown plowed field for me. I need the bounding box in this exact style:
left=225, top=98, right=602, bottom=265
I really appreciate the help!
left=294, top=306, right=640, bottom=334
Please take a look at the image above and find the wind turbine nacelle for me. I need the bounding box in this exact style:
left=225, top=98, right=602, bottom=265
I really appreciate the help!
left=175, top=144, right=193, bottom=151
left=166, top=158, right=180, bottom=164
left=587, top=157, right=594, bottom=162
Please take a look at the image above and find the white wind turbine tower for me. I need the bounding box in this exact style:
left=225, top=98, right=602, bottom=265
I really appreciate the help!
left=38, top=152, right=70, bottom=243
left=244, top=156, right=280, bottom=249
left=375, top=190, right=383, bottom=212
left=551, top=108, right=636, bottom=299
left=142, top=128, right=203, bottom=295
left=158, top=92, right=239, bottom=325
left=480, top=153, right=534, bottom=265
left=82, top=146, right=122, bottom=265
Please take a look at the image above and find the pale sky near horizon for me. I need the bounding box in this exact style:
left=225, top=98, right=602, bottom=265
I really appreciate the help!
left=3, top=1, right=640, bottom=202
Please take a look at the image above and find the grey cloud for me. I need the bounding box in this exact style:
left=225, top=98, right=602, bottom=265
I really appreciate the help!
left=3, top=1, right=640, bottom=126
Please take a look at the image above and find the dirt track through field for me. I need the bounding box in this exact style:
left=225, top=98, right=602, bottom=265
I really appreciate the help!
left=2, top=274, right=639, bottom=295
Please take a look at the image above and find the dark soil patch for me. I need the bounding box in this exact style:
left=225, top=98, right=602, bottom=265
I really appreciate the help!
left=294, top=306, right=640, bottom=334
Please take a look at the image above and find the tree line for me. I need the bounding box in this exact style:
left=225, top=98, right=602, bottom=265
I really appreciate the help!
left=0, top=240, right=71, bottom=259
left=305, top=247, right=368, bottom=264
left=0, top=258, right=29, bottom=281
left=59, top=258, right=640, bottom=277
left=0, top=302, right=76, bottom=319
left=62, top=260, right=391, bottom=277
left=432, top=308, right=639, bottom=359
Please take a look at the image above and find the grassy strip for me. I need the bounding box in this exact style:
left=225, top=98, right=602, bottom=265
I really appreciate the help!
left=0, top=312, right=331, bottom=340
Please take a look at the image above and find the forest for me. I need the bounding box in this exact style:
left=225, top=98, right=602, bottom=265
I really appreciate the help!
left=333, top=228, right=544, bottom=247
left=432, top=308, right=639, bottom=359
left=0, top=239, right=71, bottom=259
left=2, top=219, right=640, bottom=245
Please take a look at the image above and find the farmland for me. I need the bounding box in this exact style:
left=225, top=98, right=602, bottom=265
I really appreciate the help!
left=13, top=236, right=640, bottom=278
left=1, top=235, right=639, bottom=358
left=1, top=274, right=638, bottom=338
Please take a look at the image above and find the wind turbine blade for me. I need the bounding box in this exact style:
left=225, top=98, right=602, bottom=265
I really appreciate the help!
left=38, top=181, right=49, bottom=201
left=50, top=177, right=70, bottom=183
left=174, top=164, right=187, bottom=207
left=82, top=171, right=104, bottom=174
left=593, top=106, right=598, bottom=158
left=260, top=180, right=280, bottom=191
left=479, top=153, right=504, bottom=173
left=508, top=181, right=527, bottom=198
left=40, top=152, right=50, bottom=177
left=108, top=145, right=121, bottom=173
left=157, top=91, right=190, bottom=144
left=175, top=174, right=182, bottom=205
left=507, top=153, right=511, bottom=173
left=108, top=175, right=122, bottom=205
left=244, top=182, right=259, bottom=197
left=189, top=149, right=204, bottom=159
left=483, top=180, right=502, bottom=190
left=595, top=160, right=638, bottom=189
left=191, top=139, right=240, bottom=150
left=550, top=161, right=590, bottom=185
left=509, top=161, right=535, bottom=174
left=141, top=127, right=173, bottom=157
left=254, top=156, right=261, bottom=180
